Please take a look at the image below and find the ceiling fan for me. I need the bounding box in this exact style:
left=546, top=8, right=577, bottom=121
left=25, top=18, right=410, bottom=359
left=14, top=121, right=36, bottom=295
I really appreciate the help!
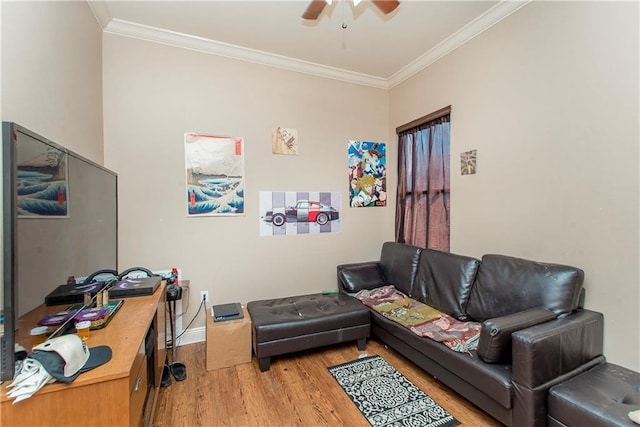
left=302, top=0, right=400, bottom=20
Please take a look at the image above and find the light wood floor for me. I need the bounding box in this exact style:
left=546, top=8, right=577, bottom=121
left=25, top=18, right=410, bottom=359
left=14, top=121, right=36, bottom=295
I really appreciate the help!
left=154, top=339, right=502, bottom=426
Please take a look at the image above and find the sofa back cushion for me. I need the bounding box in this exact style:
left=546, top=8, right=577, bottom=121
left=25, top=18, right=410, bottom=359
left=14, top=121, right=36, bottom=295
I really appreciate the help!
left=337, top=262, right=386, bottom=293
left=413, top=249, right=480, bottom=320
left=379, top=242, right=422, bottom=296
left=466, top=254, right=584, bottom=322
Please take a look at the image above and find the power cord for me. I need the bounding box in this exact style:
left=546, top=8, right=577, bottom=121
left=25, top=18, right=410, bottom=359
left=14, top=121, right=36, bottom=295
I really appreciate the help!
left=172, top=287, right=190, bottom=321
left=174, top=297, right=205, bottom=343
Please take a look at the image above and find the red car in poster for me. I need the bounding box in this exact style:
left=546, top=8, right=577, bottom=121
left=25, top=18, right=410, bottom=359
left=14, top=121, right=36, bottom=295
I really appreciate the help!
left=262, top=200, right=339, bottom=227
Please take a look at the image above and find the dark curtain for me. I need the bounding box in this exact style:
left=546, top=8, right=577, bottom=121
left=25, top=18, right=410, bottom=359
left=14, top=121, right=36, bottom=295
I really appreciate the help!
left=395, top=114, right=450, bottom=251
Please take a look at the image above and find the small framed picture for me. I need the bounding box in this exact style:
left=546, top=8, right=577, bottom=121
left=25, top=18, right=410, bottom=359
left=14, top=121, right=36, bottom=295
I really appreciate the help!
left=272, top=127, right=298, bottom=155
left=461, top=150, right=477, bottom=175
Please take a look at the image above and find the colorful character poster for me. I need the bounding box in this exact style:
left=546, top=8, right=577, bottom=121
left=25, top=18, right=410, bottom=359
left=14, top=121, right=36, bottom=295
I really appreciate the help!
left=184, top=133, right=245, bottom=216
left=271, top=127, right=298, bottom=155
left=348, top=141, right=386, bottom=208
left=17, top=137, right=69, bottom=217
left=260, top=191, right=341, bottom=236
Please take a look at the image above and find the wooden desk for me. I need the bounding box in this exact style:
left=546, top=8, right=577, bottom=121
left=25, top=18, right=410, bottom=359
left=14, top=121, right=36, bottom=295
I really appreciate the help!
left=0, top=282, right=166, bottom=427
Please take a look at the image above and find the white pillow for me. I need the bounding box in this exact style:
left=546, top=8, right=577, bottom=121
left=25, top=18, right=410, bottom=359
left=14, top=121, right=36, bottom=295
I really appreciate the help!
left=629, top=409, right=640, bottom=425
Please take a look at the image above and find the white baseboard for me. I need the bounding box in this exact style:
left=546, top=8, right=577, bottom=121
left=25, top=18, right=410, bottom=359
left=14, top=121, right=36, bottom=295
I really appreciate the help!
left=174, top=325, right=205, bottom=347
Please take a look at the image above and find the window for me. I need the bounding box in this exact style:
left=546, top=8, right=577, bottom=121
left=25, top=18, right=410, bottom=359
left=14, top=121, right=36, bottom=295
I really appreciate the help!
left=395, top=107, right=451, bottom=251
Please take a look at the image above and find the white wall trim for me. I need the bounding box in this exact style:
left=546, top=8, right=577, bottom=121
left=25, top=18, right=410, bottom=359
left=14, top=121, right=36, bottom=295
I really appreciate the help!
left=102, top=19, right=389, bottom=89
left=86, top=0, right=111, bottom=30
left=387, top=0, right=531, bottom=88
left=92, top=1, right=529, bottom=90
left=174, top=325, right=205, bottom=347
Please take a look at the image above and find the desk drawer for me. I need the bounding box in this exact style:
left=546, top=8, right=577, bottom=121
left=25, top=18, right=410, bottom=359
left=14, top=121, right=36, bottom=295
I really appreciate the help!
left=129, top=341, right=146, bottom=393
left=130, top=355, right=148, bottom=427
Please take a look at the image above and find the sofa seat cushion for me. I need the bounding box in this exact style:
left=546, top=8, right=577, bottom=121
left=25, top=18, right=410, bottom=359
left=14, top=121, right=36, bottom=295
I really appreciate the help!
left=413, top=248, right=480, bottom=321
left=548, top=363, right=640, bottom=427
left=356, top=286, right=481, bottom=353
left=467, top=254, right=584, bottom=322
left=370, top=310, right=513, bottom=409
left=355, top=285, right=443, bottom=327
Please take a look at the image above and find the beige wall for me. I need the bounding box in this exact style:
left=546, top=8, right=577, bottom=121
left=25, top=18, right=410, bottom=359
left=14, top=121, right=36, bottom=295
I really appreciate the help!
left=102, top=34, right=394, bottom=329
left=1, top=1, right=103, bottom=321
left=390, top=1, right=639, bottom=370
left=3, top=1, right=638, bottom=371
left=1, top=1, right=103, bottom=162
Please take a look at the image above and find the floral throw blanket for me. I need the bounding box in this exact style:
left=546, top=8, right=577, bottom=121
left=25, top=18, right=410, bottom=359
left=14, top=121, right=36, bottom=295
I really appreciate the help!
left=355, top=285, right=480, bottom=353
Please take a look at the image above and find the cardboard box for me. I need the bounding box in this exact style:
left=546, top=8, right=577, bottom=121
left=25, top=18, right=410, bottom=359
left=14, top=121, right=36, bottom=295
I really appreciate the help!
left=206, top=305, right=252, bottom=371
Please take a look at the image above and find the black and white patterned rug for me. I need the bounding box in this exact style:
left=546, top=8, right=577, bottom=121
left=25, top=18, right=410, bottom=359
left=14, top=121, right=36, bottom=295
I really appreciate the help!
left=328, top=355, right=460, bottom=427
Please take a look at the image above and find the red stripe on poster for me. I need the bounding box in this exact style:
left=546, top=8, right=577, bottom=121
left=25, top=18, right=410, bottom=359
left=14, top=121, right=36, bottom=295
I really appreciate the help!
left=186, top=133, right=227, bottom=139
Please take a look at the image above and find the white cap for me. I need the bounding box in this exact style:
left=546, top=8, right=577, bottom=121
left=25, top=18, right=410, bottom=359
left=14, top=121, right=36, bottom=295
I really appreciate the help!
left=29, top=334, right=111, bottom=383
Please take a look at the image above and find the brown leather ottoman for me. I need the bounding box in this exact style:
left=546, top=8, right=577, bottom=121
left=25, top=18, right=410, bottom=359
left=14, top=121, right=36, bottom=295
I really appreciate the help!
left=548, top=363, right=640, bottom=426
left=247, top=293, right=370, bottom=371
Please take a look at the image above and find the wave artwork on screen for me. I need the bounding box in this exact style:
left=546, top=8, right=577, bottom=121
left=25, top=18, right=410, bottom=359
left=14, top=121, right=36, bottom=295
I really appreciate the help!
left=17, top=144, right=68, bottom=218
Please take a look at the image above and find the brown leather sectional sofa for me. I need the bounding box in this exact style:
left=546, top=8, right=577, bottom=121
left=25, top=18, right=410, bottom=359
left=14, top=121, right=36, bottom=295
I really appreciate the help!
left=337, top=242, right=605, bottom=427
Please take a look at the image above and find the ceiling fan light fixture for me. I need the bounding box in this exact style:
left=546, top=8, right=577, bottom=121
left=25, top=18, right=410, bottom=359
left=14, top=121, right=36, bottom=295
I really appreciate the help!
left=325, top=0, right=363, bottom=6
left=304, top=0, right=399, bottom=20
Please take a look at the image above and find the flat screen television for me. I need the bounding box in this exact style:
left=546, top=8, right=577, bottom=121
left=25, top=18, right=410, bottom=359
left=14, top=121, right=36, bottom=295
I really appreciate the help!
left=1, top=122, right=118, bottom=381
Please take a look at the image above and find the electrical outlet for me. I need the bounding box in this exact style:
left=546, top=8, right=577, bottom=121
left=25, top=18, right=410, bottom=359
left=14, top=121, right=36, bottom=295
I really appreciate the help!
left=200, top=291, right=209, bottom=302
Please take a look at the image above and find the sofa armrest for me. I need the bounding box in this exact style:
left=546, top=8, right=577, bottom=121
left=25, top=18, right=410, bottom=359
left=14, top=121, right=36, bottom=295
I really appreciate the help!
left=337, top=262, right=385, bottom=293
left=477, top=307, right=557, bottom=363
left=509, top=309, right=604, bottom=427
left=512, top=309, right=604, bottom=388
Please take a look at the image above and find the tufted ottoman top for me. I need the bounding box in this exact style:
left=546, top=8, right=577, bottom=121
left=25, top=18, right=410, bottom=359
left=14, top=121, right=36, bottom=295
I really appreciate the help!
left=548, top=363, right=640, bottom=426
left=247, top=293, right=370, bottom=343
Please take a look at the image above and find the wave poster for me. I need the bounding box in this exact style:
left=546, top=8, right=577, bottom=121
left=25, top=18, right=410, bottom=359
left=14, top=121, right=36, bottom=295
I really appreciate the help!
left=185, top=133, right=245, bottom=216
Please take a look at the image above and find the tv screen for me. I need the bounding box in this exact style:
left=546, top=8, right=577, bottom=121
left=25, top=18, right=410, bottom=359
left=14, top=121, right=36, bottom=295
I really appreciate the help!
left=1, top=122, right=118, bottom=380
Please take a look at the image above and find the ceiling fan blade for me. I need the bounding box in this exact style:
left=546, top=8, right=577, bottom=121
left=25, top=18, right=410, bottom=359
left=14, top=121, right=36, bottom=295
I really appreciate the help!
left=371, top=0, right=400, bottom=15
left=302, top=0, right=327, bottom=20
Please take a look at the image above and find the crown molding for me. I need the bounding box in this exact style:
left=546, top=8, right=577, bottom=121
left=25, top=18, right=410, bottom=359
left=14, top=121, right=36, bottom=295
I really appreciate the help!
left=97, top=0, right=530, bottom=90
left=103, top=19, right=389, bottom=89
left=387, top=0, right=531, bottom=88
left=86, top=1, right=111, bottom=30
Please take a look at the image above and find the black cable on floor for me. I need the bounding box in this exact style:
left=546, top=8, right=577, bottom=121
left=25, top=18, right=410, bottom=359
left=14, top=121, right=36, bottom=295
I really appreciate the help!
left=175, top=299, right=205, bottom=342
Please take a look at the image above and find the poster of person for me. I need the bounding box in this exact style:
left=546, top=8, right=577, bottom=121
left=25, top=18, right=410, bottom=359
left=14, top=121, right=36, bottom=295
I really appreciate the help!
left=259, top=191, right=341, bottom=236
left=17, top=137, right=69, bottom=217
left=348, top=141, right=386, bottom=208
left=184, top=133, right=245, bottom=216
left=271, top=127, right=298, bottom=155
